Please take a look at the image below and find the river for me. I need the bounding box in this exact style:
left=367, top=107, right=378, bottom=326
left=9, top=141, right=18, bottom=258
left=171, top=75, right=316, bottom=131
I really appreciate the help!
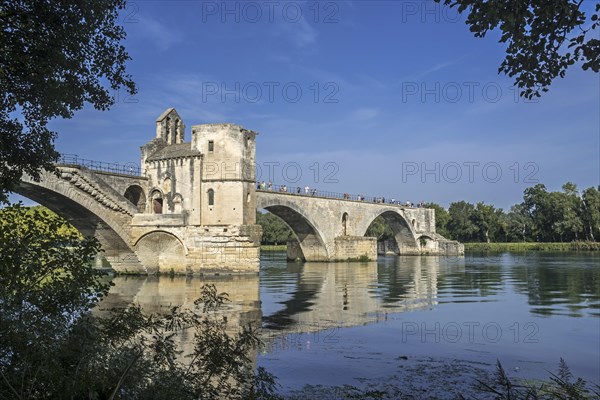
left=100, top=251, right=600, bottom=396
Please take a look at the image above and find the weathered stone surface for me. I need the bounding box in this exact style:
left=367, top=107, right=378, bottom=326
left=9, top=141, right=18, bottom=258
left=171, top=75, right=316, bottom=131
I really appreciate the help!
left=333, top=236, right=377, bottom=260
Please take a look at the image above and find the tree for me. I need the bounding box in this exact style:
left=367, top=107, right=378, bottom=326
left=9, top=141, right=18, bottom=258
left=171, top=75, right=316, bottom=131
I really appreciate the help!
left=503, top=204, right=531, bottom=242
left=581, top=186, right=600, bottom=241
left=554, top=182, right=584, bottom=241
left=447, top=201, right=478, bottom=242
left=256, top=211, right=292, bottom=245
left=365, top=215, right=395, bottom=241
left=0, top=0, right=136, bottom=202
left=523, top=183, right=553, bottom=241
left=0, top=205, right=280, bottom=399
left=472, top=202, right=503, bottom=243
left=435, top=0, right=600, bottom=99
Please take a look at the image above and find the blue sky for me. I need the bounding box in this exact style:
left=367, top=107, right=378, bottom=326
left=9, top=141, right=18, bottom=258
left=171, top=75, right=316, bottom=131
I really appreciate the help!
left=13, top=0, right=600, bottom=209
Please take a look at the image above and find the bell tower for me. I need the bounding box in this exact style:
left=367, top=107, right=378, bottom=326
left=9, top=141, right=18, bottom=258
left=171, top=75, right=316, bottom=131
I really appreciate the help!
left=155, top=108, right=185, bottom=144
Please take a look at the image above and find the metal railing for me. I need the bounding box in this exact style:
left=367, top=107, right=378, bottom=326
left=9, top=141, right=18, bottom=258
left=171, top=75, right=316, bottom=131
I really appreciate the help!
left=55, top=156, right=423, bottom=207
left=57, top=154, right=142, bottom=176
left=256, top=183, right=417, bottom=207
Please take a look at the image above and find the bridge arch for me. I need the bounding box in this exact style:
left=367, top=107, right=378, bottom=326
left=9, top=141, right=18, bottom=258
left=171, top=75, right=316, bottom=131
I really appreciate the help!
left=256, top=197, right=329, bottom=261
left=361, top=208, right=420, bottom=254
left=134, top=231, right=186, bottom=274
left=16, top=169, right=144, bottom=271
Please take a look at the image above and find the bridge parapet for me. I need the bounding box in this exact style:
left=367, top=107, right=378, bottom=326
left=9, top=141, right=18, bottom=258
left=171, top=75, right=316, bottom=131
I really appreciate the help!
left=58, top=167, right=139, bottom=216
left=58, top=154, right=142, bottom=176
left=257, top=184, right=410, bottom=205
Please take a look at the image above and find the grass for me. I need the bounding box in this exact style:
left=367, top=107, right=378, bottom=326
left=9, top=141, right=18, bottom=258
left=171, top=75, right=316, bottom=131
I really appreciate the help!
left=346, top=254, right=371, bottom=262
left=463, top=241, right=600, bottom=252
left=261, top=244, right=287, bottom=251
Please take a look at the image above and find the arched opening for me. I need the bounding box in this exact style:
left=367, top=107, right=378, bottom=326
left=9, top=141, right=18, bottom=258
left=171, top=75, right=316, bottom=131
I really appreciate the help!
left=174, top=118, right=182, bottom=143
left=256, top=205, right=328, bottom=261
left=365, top=210, right=419, bottom=255
left=342, top=212, right=349, bottom=236
left=14, top=179, right=143, bottom=271
left=151, top=190, right=163, bottom=214
left=418, top=235, right=437, bottom=252
left=134, top=231, right=186, bottom=274
left=165, top=116, right=171, bottom=143
left=124, top=185, right=146, bottom=213
left=207, top=189, right=214, bottom=206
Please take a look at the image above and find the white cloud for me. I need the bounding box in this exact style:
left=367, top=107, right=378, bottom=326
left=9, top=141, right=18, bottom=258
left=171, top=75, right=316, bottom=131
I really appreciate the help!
left=132, top=15, right=184, bottom=51
left=352, top=107, right=379, bottom=121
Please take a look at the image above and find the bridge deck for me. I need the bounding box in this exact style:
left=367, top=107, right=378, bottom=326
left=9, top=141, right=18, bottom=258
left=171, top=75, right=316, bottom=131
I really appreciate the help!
left=257, top=184, right=420, bottom=208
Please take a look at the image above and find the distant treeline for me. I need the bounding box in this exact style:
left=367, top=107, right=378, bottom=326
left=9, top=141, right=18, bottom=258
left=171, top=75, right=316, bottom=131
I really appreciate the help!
left=257, top=183, right=600, bottom=245
left=431, top=183, right=599, bottom=243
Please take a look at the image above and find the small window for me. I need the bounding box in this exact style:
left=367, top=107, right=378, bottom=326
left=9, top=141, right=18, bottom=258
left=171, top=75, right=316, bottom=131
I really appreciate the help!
left=208, top=140, right=214, bottom=152
left=208, top=189, right=214, bottom=206
left=151, top=190, right=163, bottom=214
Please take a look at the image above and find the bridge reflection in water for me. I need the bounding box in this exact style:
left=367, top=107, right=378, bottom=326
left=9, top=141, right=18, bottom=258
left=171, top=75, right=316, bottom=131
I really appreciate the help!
left=99, top=255, right=464, bottom=345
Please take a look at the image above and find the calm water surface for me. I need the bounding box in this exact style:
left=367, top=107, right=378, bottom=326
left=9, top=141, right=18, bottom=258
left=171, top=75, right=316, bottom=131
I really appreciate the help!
left=102, top=252, right=600, bottom=392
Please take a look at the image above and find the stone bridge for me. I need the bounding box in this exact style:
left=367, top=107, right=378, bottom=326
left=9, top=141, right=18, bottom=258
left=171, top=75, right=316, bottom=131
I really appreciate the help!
left=256, top=190, right=458, bottom=261
left=15, top=108, right=463, bottom=274
left=17, top=164, right=461, bottom=272
left=17, top=166, right=149, bottom=271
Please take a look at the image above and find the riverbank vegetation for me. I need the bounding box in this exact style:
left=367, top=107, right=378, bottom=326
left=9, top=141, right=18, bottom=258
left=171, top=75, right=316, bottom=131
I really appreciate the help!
left=430, top=183, right=599, bottom=244
left=464, top=242, right=600, bottom=252
left=286, top=359, right=600, bottom=399
left=0, top=204, right=279, bottom=399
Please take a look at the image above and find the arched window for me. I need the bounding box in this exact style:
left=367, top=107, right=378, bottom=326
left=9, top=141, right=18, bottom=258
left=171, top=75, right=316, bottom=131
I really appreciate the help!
left=208, top=189, right=214, bottom=206
left=124, top=185, right=146, bottom=212
left=151, top=190, right=163, bottom=214
left=165, top=117, right=171, bottom=142
left=342, top=212, right=349, bottom=236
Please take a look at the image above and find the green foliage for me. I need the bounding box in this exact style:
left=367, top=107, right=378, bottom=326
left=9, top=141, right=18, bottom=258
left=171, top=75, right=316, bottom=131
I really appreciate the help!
left=347, top=255, right=371, bottom=262
left=435, top=1, right=600, bottom=99
left=257, top=211, right=293, bottom=245
left=523, top=183, right=591, bottom=242
left=0, top=0, right=136, bottom=202
left=25, top=205, right=82, bottom=238
left=0, top=204, right=280, bottom=400
left=446, top=183, right=599, bottom=244
left=447, top=201, right=478, bottom=242
left=503, top=204, right=530, bottom=242
left=365, top=215, right=394, bottom=241
left=0, top=203, right=107, bottom=316
left=463, top=241, right=600, bottom=252
left=261, top=244, right=287, bottom=251
left=581, top=186, right=600, bottom=241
